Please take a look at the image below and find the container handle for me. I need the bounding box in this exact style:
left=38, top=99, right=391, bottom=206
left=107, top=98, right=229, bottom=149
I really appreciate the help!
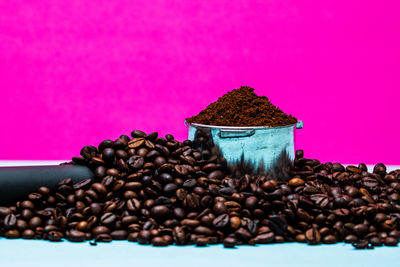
left=219, top=129, right=255, bottom=138
left=296, top=121, right=303, bottom=129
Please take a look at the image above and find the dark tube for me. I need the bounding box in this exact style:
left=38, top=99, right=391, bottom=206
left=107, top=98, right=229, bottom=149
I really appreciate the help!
left=0, top=165, right=94, bottom=205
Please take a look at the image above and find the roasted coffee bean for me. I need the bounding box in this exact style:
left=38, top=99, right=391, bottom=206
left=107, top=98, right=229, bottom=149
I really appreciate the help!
left=128, top=155, right=145, bottom=169
left=137, top=230, right=152, bottom=244
left=152, top=236, right=168, bottom=246
left=95, top=234, right=112, bottom=242
left=322, top=235, right=337, bottom=244
left=4, top=214, right=17, bottom=228
left=384, top=237, right=398, bottom=246
left=195, top=237, right=209, bottom=246
left=181, top=219, right=200, bottom=227
left=254, top=232, right=274, bottom=244
left=353, top=240, right=372, bottom=249
left=92, top=226, right=110, bottom=236
left=67, top=230, right=86, bottom=242
left=111, top=230, right=128, bottom=240
left=21, top=229, right=35, bottom=239
left=213, top=202, right=227, bottom=215
left=100, top=213, right=117, bottom=225
left=305, top=228, right=321, bottom=245
left=212, top=214, right=229, bottom=229
left=151, top=205, right=170, bottom=219
left=48, top=231, right=63, bottom=242
left=0, top=207, right=12, bottom=217
left=223, top=236, right=237, bottom=248
left=5, top=229, right=20, bottom=239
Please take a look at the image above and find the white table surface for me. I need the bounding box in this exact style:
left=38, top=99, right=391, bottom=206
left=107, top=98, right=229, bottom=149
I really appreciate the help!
left=0, top=161, right=399, bottom=267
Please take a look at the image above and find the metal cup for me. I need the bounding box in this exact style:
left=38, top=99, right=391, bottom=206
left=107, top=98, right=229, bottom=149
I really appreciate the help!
left=187, top=121, right=303, bottom=179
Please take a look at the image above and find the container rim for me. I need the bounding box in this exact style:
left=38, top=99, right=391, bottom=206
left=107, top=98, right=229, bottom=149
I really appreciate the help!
left=185, top=121, right=303, bottom=130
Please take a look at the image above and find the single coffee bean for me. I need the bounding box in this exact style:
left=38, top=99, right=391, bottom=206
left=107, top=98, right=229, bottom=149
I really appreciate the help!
left=322, top=235, right=336, bottom=244
left=5, top=229, right=20, bottom=239
left=21, top=229, right=35, bottom=239
left=151, top=236, right=168, bottom=246
left=151, top=205, right=170, bottom=219
left=288, top=178, right=305, bottom=187
left=195, top=237, right=209, bottom=247
left=213, top=202, right=227, bottom=215
left=48, top=231, right=63, bottom=242
left=305, top=228, right=321, bottom=245
left=385, top=237, right=399, bottom=246
left=100, top=213, right=117, bottom=225
left=223, top=237, right=237, bottom=248
left=67, top=230, right=86, bottom=242
left=353, top=240, right=372, bottom=249
left=137, top=230, right=152, bottom=244
left=370, top=236, right=383, bottom=246
left=92, top=226, right=110, bottom=236
left=212, top=214, right=229, bottom=229
left=4, top=214, right=17, bottom=228
left=111, top=230, right=128, bottom=240
left=344, top=234, right=359, bottom=243
left=95, top=234, right=112, bottom=243
left=254, top=232, right=274, bottom=244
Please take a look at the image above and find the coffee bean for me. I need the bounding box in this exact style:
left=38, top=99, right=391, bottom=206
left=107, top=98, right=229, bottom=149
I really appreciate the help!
left=151, top=205, right=170, bottom=219
left=110, top=230, right=128, bottom=240
left=213, top=202, right=227, bottom=215
left=344, top=234, right=358, bottom=243
left=128, top=155, right=144, bottom=169
left=353, top=224, right=368, bottom=237
left=245, top=196, right=258, bottom=210
left=223, top=237, right=237, bottom=248
left=353, top=240, right=372, bottom=249
left=173, top=226, right=186, bottom=245
left=5, top=229, right=20, bottom=239
left=80, top=145, right=97, bottom=159
left=212, top=214, right=229, bottom=229
left=305, top=228, right=321, bottom=245
left=21, top=229, right=35, bottom=239
left=370, top=236, right=383, bottom=246
left=90, top=203, right=102, bottom=215
left=4, top=214, right=17, bottom=228
left=254, top=232, right=274, bottom=244
left=100, top=213, right=117, bottom=225
left=151, top=236, right=168, bottom=246
left=384, top=237, right=398, bottom=246
left=230, top=216, right=241, bottom=229
left=181, top=219, right=200, bottom=227
left=95, top=234, right=112, bottom=242
left=208, top=170, right=224, bottom=180
left=194, top=226, right=213, bottom=236
left=235, top=228, right=252, bottom=242
left=92, top=226, right=110, bottom=236
left=195, top=237, right=209, bottom=246
left=48, top=231, right=63, bottom=242
left=67, top=230, right=86, bottom=242
left=288, top=178, right=305, bottom=187
left=137, top=230, right=152, bottom=244
left=322, top=235, right=336, bottom=244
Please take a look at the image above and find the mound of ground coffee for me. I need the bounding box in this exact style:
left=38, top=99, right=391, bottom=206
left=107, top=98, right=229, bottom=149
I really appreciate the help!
left=186, top=86, right=297, bottom=127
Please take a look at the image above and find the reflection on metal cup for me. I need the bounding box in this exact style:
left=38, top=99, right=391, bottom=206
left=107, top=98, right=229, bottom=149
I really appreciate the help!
left=187, top=121, right=303, bottom=179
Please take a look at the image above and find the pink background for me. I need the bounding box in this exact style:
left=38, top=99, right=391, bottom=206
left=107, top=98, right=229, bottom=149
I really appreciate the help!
left=1, top=1, right=399, bottom=164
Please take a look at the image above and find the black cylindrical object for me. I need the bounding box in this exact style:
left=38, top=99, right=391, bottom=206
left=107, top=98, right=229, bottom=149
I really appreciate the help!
left=0, top=165, right=94, bottom=205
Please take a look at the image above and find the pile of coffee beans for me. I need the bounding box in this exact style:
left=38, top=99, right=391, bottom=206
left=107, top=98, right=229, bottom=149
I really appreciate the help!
left=0, top=130, right=399, bottom=249
left=186, top=86, right=297, bottom=127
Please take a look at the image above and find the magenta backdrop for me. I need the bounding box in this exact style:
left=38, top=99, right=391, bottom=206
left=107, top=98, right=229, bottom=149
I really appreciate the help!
left=1, top=1, right=399, bottom=163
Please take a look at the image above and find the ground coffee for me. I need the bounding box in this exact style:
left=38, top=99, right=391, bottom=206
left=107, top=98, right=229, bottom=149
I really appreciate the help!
left=186, top=86, right=297, bottom=127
